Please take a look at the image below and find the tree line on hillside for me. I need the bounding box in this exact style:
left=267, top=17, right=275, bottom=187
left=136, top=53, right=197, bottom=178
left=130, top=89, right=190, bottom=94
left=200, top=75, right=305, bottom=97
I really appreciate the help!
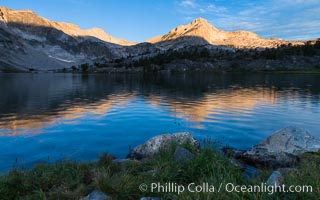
left=68, top=39, right=320, bottom=73
left=131, top=40, right=320, bottom=68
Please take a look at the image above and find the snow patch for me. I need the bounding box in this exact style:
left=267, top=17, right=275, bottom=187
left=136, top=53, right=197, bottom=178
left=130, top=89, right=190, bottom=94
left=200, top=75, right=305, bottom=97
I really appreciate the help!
left=39, top=45, right=86, bottom=63
left=48, top=55, right=74, bottom=63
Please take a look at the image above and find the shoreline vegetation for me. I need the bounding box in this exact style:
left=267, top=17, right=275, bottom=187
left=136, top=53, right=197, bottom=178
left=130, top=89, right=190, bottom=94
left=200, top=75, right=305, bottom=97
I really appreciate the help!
left=1, top=128, right=319, bottom=199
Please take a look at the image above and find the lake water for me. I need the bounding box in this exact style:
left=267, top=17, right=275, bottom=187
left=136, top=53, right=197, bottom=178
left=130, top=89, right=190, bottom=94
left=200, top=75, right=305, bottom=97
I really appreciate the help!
left=0, top=73, right=319, bottom=172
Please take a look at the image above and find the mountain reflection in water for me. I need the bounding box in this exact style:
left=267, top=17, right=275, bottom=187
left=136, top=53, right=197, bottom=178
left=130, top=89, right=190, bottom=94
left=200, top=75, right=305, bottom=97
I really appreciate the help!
left=0, top=73, right=319, bottom=171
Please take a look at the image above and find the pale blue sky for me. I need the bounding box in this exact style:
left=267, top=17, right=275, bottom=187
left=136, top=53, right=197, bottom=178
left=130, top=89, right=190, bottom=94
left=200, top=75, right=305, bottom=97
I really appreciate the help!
left=0, top=0, right=319, bottom=42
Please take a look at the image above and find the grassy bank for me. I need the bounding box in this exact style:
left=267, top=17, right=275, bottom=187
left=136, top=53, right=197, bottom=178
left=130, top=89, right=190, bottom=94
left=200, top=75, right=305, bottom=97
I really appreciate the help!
left=0, top=143, right=319, bottom=199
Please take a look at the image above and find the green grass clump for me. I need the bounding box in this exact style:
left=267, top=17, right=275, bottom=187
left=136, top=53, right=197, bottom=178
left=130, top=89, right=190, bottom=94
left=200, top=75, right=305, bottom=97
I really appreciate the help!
left=281, top=152, right=320, bottom=200
left=0, top=144, right=319, bottom=199
left=0, top=161, right=95, bottom=200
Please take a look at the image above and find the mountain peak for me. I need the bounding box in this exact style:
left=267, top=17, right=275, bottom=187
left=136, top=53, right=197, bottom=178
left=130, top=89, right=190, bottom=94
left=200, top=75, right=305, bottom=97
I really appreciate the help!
left=188, top=17, right=219, bottom=31
left=147, top=17, right=221, bottom=44
left=191, top=17, right=209, bottom=25
left=17, top=9, right=34, bottom=13
left=0, top=6, right=34, bottom=15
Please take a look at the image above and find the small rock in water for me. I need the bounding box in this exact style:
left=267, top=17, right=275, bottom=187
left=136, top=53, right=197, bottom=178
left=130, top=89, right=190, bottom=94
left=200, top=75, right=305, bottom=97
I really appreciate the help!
left=173, top=146, right=195, bottom=162
left=80, top=190, right=109, bottom=200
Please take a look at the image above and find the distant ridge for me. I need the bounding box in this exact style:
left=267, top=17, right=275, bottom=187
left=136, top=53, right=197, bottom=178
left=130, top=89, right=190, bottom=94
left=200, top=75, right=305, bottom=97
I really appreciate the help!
left=0, top=6, right=136, bottom=46
left=147, top=18, right=303, bottom=48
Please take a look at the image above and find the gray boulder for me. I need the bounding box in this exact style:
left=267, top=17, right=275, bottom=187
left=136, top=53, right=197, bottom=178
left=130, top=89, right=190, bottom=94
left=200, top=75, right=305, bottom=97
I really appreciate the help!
left=242, top=126, right=320, bottom=167
left=266, top=171, right=283, bottom=186
left=173, top=146, right=195, bottom=162
left=127, top=132, right=200, bottom=160
left=140, top=197, right=162, bottom=200
left=266, top=168, right=298, bottom=186
left=80, top=190, right=109, bottom=200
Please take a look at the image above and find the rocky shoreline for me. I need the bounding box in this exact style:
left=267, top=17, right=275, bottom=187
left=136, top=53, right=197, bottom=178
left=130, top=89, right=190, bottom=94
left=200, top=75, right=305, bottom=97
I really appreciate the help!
left=124, top=126, right=320, bottom=169
left=1, top=127, right=319, bottom=199
left=80, top=127, right=319, bottom=199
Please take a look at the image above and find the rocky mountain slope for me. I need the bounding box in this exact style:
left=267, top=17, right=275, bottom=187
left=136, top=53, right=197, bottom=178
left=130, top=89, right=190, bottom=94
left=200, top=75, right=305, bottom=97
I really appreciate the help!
left=0, top=6, right=317, bottom=72
left=148, top=18, right=303, bottom=49
left=0, top=6, right=133, bottom=71
left=0, top=7, right=135, bottom=46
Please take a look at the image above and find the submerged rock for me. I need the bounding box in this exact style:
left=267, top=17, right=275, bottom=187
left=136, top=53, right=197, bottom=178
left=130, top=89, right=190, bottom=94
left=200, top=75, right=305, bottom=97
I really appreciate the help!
left=173, top=146, right=195, bottom=162
left=242, top=126, right=320, bottom=168
left=127, top=132, right=200, bottom=160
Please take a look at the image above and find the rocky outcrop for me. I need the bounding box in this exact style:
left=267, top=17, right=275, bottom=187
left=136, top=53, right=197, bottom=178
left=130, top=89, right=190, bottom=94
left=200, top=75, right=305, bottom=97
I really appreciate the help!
left=127, top=132, right=200, bottom=160
left=231, top=127, right=320, bottom=168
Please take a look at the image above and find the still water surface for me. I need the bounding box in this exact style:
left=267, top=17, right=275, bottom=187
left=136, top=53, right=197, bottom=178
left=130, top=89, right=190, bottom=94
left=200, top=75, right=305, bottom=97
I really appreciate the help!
left=0, top=73, right=319, bottom=171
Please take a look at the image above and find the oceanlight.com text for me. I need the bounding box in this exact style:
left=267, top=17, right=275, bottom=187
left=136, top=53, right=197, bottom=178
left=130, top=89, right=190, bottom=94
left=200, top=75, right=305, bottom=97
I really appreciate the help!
left=139, top=182, right=313, bottom=195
